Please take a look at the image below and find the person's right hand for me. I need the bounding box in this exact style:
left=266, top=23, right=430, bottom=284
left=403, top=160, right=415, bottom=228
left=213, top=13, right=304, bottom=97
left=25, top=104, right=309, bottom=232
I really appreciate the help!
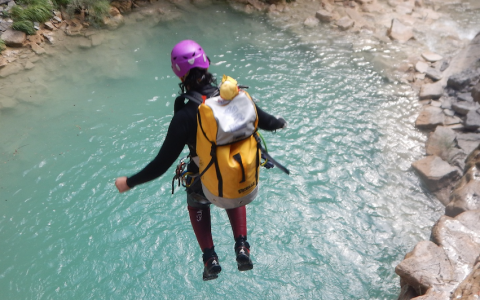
left=115, top=176, right=131, bottom=193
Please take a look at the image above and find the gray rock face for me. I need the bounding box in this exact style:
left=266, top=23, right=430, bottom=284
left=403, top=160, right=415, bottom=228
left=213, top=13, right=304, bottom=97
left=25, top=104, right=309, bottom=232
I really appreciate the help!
left=1, top=29, right=26, bottom=47
left=447, top=68, right=480, bottom=92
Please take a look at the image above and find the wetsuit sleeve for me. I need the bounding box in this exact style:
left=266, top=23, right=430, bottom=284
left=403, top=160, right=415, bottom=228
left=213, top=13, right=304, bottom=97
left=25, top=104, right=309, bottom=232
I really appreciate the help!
left=126, top=112, right=189, bottom=188
left=256, top=104, right=286, bottom=131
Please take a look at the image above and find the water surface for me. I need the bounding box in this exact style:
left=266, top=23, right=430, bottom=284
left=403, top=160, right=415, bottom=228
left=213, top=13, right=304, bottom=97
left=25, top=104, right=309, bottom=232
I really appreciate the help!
left=0, top=4, right=445, bottom=299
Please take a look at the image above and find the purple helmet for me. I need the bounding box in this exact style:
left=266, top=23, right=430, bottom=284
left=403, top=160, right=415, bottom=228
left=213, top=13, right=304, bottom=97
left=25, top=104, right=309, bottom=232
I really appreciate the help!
left=171, top=40, right=209, bottom=78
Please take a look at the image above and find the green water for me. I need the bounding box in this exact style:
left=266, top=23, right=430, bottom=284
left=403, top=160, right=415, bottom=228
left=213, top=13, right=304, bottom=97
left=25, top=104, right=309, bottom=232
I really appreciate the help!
left=0, top=4, right=444, bottom=299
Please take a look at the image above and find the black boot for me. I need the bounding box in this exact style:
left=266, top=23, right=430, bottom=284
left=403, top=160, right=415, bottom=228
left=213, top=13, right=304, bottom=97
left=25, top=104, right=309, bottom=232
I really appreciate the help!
left=202, top=247, right=222, bottom=281
left=235, top=236, right=253, bottom=271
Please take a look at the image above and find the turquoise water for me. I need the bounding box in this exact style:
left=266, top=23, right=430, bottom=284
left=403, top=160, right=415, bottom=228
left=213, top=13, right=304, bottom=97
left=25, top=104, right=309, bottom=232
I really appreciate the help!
left=0, top=4, right=444, bottom=299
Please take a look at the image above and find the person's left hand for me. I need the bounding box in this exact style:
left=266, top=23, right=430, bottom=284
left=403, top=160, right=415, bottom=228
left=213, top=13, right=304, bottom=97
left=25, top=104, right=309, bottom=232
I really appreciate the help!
left=115, top=176, right=131, bottom=193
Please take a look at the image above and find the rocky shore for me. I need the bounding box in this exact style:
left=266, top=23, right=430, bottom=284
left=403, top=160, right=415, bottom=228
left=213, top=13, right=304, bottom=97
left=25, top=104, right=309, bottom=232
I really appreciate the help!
left=1, top=0, right=480, bottom=298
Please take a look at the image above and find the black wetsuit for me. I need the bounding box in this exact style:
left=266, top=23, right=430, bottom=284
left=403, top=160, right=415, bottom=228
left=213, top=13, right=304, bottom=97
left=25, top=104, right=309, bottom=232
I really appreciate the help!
left=126, top=84, right=285, bottom=188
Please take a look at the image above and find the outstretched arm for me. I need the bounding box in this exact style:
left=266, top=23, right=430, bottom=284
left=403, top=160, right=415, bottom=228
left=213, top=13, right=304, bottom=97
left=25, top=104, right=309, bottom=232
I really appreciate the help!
left=256, top=104, right=287, bottom=131
left=115, top=112, right=189, bottom=192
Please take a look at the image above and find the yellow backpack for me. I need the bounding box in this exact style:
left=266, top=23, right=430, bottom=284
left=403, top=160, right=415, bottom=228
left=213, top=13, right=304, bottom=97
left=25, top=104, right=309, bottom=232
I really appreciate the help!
left=196, top=76, right=260, bottom=209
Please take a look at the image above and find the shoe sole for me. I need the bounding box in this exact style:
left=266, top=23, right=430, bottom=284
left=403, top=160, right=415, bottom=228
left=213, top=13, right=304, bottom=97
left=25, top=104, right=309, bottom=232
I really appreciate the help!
left=237, top=263, right=253, bottom=271
left=202, top=266, right=222, bottom=281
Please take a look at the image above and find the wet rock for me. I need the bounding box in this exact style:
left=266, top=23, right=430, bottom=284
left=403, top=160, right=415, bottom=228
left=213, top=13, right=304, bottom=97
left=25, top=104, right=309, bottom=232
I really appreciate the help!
left=388, top=18, right=413, bottom=43
left=464, top=110, right=480, bottom=130
left=0, top=57, right=7, bottom=69
left=78, top=38, right=92, bottom=49
left=415, top=61, right=429, bottom=73
left=30, top=43, right=46, bottom=55
left=395, top=240, right=457, bottom=295
left=422, top=51, right=443, bottom=62
left=24, top=61, right=35, bottom=70
left=336, top=16, right=354, bottom=31
left=304, top=16, right=319, bottom=27
left=91, top=34, right=104, bottom=47
left=0, top=62, right=23, bottom=78
left=419, top=82, right=443, bottom=100
left=1, top=29, right=26, bottom=47
left=472, top=82, right=480, bottom=104
left=415, top=105, right=444, bottom=129
left=411, top=155, right=461, bottom=198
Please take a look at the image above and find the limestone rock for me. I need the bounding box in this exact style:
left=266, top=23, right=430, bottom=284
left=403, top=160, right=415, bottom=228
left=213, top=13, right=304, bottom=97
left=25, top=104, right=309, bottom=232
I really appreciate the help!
left=30, top=43, right=46, bottom=55
left=411, top=155, right=461, bottom=195
left=472, top=82, right=480, bottom=104
left=456, top=132, right=480, bottom=155
left=1, top=29, right=26, bottom=47
left=415, top=105, right=444, bottom=130
left=91, top=34, right=104, bottom=47
left=336, top=16, right=354, bottom=31
left=447, top=68, right=480, bottom=92
left=395, top=240, right=457, bottom=295
left=447, top=174, right=480, bottom=217
left=451, top=102, right=474, bottom=115
left=464, top=110, right=480, bottom=130
left=431, top=211, right=480, bottom=277
left=0, top=56, right=7, bottom=69
left=24, top=61, right=35, bottom=70
left=419, top=82, right=443, bottom=100
left=451, top=260, right=480, bottom=299
left=425, top=126, right=456, bottom=160
left=316, top=9, right=333, bottom=22
left=0, top=62, right=23, bottom=78
left=415, top=61, right=429, bottom=73
left=388, top=19, right=413, bottom=43
left=425, top=67, right=442, bottom=81
left=304, top=16, right=319, bottom=27
left=411, top=289, right=450, bottom=300
left=78, top=38, right=92, bottom=49
left=44, top=21, right=55, bottom=31
left=422, top=51, right=443, bottom=62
